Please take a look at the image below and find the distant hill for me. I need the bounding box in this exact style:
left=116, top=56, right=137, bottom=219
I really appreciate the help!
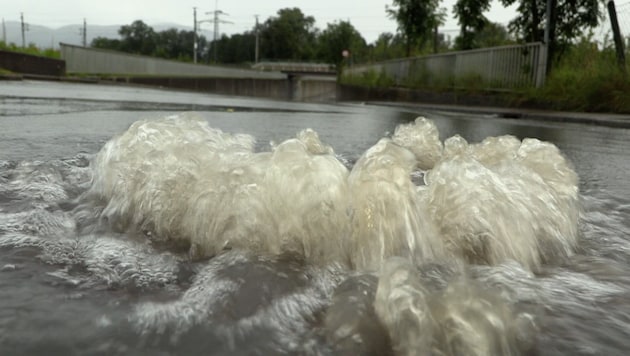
left=1, top=21, right=214, bottom=49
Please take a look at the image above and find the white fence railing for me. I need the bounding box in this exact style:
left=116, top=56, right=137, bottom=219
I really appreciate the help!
left=346, top=42, right=548, bottom=89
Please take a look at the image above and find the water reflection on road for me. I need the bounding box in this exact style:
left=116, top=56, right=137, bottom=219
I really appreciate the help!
left=1, top=80, right=628, bottom=196
left=1, top=80, right=629, bottom=355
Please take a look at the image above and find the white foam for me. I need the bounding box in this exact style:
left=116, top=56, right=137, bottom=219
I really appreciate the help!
left=425, top=134, right=579, bottom=269
left=0, top=113, right=591, bottom=356
left=348, top=138, right=444, bottom=270
left=374, top=258, right=530, bottom=356
left=83, top=114, right=352, bottom=265
left=80, top=113, right=580, bottom=272
left=392, top=117, right=443, bottom=170
left=374, top=257, right=433, bottom=355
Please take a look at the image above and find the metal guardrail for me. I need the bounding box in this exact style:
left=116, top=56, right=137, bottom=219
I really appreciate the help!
left=347, top=42, right=548, bottom=89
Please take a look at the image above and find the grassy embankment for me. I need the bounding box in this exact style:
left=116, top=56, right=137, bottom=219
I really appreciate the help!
left=0, top=42, right=61, bottom=75
left=341, top=40, right=630, bottom=114
left=0, top=42, right=61, bottom=59
left=524, top=41, right=630, bottom=113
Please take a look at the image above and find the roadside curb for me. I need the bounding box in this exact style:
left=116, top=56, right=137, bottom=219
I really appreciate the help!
left=367, top=101, right=630, bottom=129
left=0, top=74, right=100, bottom=83
left=4, top=76, right=628, bottom=128
left=22, top=74, right=100, bottom=83
left=0, top=74, right=23, bottom=81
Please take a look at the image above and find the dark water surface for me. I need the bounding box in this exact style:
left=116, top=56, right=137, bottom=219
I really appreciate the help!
left=1, top=80, right=629, bottom=355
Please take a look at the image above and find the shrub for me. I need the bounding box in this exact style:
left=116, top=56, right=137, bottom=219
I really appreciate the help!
left=524, top=38, right=630, bottom=113
left=341, top=68, right=396, bottom=88
left=0, top=41, right=61, bottom=59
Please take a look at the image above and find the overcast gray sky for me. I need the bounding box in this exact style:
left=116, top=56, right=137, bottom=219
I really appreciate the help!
left=4, top=0, right=518, bottom=43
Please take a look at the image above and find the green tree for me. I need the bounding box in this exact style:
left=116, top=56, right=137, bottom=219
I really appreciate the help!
left=154, top=28, right=202, bottom=61
left=386, top=0, right=443, bottom=56
left=432, top=31, right=453, bottom=52
left=91, top=37, right=121, bottom=51
left=91, top=22, right=206, bottom=62
left=500, top=0, right=600, bottom=47
left=475, top=22, right=513, bottom=48
left=154, top=28, right=179, bottom=58
left=118, top=20, right=157, bottom=55
left=369, top=32, right=407, bottom=61
left=211, top=32, right=256, bottom=63
left=260, top=8, right=318, bottom=60
left=317, top=21, right=367, bottom=68
left=453, top=0, right=491, bottom=50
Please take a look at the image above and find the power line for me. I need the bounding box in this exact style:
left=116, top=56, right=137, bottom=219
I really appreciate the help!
left=20, top=12, right=30, bottom=48
left=206, top=1, right=233, bottom=63
left=79, top=18, right=87, bottom=47
left=254, top=14, right=260, bottom=63
left=193, top=7, right=198, bottom=63
left=194, top=6, right=216, bottom=64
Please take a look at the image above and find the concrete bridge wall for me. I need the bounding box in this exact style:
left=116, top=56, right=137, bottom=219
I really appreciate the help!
left=59, top=43, right=285, bottom=80
left=112, top=75, right=337, bottom=102
left=59, top=44, right=338, bottom=102
left=117, top=76, right=290, bottom=100
left=0, top=50, right=65, bottom=76
left=290, top=75, right=337, bottom=102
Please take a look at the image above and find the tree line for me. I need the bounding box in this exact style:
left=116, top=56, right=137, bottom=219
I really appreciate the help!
left=91, top=21, right=206, bottom=62
left=390, top=0, right=600, bottom=58
left=92, top=1, right=602, bottom=66
left=89, top=9, right=413, bottom=66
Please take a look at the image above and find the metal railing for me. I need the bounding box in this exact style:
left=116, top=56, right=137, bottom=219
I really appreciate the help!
left=347, top=42, right=548, bottom=89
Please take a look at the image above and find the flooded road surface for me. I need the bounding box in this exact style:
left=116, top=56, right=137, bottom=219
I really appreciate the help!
left=1, top=80, right=629, bottom=355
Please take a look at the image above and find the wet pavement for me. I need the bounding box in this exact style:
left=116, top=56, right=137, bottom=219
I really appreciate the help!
left=1, top=79, right=630, bottom=356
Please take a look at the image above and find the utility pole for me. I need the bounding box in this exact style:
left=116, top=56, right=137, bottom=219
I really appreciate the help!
left=79, top=18, right=87, bottom=47
left=206, top=1, right=232, bottom=63
left=543, top=0, right=557, bottom=74
left=20, top=12, right=28, bottom=48
left=2, top=18, right=6, bottom=44
left=195, top=8, right=214, bottom=64
left=608, top=0, right=626, bottom=74
left=254, top=15, right=260, bottom=63
left=193, top=7, right=198, bottom=63
left=432, top=24, right=438, bottom=54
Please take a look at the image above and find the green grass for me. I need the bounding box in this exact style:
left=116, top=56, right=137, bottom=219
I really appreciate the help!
left=519, top=41, right=630, bottom=113
left=343, top=39, right=630, bottom=113
left=0, top=41, right=61, bottom=59
left=340, top=68, right=395, bottom=88
left=4, top=37, right=629, bottom=113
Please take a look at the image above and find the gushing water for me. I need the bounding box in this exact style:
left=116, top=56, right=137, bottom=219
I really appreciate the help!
left=1, top=112, right=628, bottom=355
left=81, top=114, right=579, bottom=272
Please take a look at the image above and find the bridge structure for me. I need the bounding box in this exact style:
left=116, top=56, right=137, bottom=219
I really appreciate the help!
left=251, top=61, right=337, bottom=101
left=58, top=43, right=337, bottom=102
